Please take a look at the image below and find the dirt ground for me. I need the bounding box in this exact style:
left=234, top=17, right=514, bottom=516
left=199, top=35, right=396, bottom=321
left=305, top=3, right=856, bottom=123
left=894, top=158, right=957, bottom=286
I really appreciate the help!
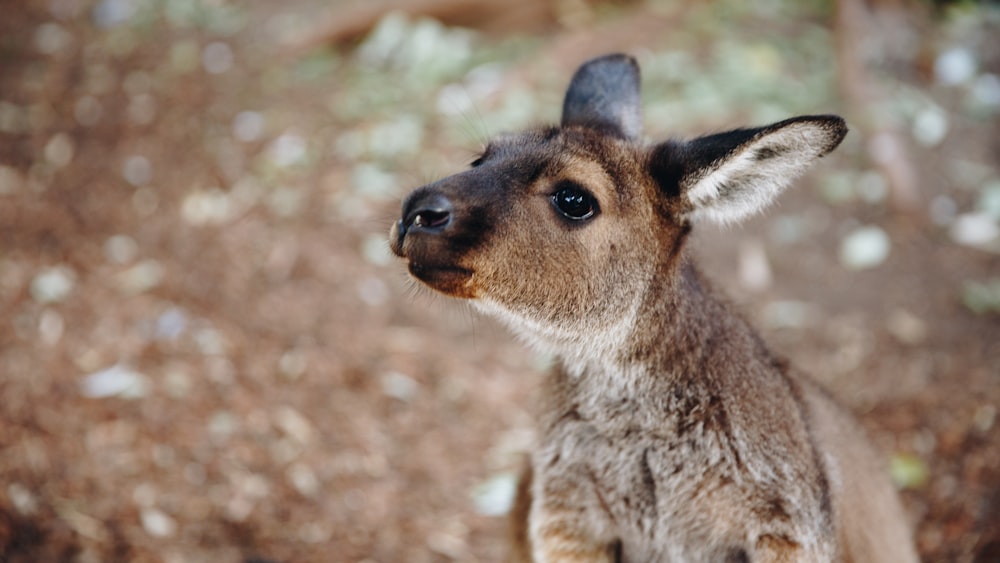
left=1, top=1, right=998, bottom=562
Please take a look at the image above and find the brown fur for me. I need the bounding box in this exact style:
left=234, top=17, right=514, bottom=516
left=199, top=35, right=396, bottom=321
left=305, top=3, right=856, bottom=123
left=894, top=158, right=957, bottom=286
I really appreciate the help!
left=390, top=54, right=917, bottom=562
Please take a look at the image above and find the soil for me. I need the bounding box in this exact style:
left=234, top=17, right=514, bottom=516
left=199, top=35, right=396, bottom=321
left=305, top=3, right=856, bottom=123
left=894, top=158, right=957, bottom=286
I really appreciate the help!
left=1, top=1, right=998, bottom=562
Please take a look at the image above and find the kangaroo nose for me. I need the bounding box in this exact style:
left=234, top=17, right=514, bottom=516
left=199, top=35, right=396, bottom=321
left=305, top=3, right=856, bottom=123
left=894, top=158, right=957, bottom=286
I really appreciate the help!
left=403, top=192, right=453, bottom=233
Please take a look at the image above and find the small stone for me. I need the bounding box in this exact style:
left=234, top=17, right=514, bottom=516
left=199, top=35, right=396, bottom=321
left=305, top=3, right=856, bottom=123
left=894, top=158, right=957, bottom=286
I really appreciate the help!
left=80, top=364, right=149, bottom=399
left=38, top=309, right=65, bottom=346
left=122, top=155, right=151, bottom=186
left=267, top=132, right=307, bottom=168
left=949, top=213, right=999, bottom=246
left=278, top=348, right=307, bottom=380
left=35, top=22, right=72, bottom=55
left=140, top=507, right=177, bottom=538
left=224, top=496, right=254, bottom=522
left=233, top=111, right=264, bottom=142
left=195, top=327, right=226, bottom=356
left=103, top=234, right=138, bottom=264
left=286, top=463, right=320, bottom=497
left=155, top=307, right=187, bottom=340
left=962, top=279, right=1000, bottom=314
left=472, top=472, right=518, bottom=516
left=73, top=347, right=105, bottom=373
left=380, top=371, right=418, bottom=402
left=115, top=259, right=164, bottom=294
left=202, top=41, right=234, bottom=74
left=934, top=47, right=976, bottom=86
left=971, top=73, right=1000, bottom=109
left=30, top=266, right=76, bottom=303
left=209, top=410, right=238, bottom=441
left=8, top=483, right=38, bottom=515
left=977, top=180, right=1000, bottom=220
left=237, top=472, right=270, bottom=500
left=44, top=133, right=75, bottom=168
left=973, top=404, right=996, bottom=433
left=273, top=406, right=315, bottom=444
left=839, top=226, right=891, bottom=270
left=181, top=189, right=232, bottom=225
left=886, top=309, right=927, bottom=346
left=912, top=106, right=949, bottom=147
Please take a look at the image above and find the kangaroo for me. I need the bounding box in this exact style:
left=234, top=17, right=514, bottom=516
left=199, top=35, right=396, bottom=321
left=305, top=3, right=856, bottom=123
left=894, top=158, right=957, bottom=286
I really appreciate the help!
left=389, top=53, right=918, bottom=563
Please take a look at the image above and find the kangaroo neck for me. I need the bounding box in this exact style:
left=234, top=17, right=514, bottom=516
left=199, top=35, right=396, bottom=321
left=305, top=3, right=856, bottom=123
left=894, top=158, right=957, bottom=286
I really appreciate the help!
left=575, top=253, right=757, bottom=390
left=549, top=255, right=770, bottom=434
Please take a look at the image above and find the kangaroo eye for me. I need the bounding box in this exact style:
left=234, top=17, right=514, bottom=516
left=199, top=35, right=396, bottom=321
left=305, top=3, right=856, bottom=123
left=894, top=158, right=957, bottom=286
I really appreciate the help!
left=470, top=145, right=493, bottom=168
left=551, top=182, right=598, bottom=221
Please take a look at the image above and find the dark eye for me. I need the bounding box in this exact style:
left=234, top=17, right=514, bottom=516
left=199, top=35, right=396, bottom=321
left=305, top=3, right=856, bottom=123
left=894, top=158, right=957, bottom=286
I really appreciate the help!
left=470, top=145, right=492, bottom=168
left=551, top=182, right=598, bottom=221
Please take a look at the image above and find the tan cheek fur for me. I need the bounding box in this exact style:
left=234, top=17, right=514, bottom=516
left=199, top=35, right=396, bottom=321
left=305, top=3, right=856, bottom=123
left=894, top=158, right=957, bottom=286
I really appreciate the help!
left=466, top=153, right=660, bottom=358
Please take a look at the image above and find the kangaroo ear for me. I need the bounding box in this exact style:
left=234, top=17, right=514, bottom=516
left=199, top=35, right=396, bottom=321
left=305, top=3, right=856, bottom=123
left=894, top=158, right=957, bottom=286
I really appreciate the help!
left=652, top=115, right=848, bottom=225
left=561, top=53, right=642, bottom=140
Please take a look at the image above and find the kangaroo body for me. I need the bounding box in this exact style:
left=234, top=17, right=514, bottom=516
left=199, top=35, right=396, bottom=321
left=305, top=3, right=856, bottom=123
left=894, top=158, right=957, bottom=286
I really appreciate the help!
left=390, top=54, right=917, bottom=563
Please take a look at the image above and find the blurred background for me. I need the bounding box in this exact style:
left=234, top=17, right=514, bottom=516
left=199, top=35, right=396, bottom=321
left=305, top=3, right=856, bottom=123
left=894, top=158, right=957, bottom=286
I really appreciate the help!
left=0, top=0, right=998, bottom=561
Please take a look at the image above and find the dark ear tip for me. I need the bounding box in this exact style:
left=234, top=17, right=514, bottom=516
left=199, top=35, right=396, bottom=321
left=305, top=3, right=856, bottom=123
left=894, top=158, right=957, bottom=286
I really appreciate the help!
left=578, top=53, right=638, bottom=73
left=793, top=114, right=848, bottom=153
left=562, top=52, right=643, bottom=140
left=811, top=114, right=848, bottom=136
left=591, top=52, right=637, bottom=65
left=823, top=114, right=848, bottom=150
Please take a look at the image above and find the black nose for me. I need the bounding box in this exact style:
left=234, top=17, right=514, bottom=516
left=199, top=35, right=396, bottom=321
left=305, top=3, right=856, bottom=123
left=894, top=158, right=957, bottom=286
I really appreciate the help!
left=403, top=192, right=453, bottom=233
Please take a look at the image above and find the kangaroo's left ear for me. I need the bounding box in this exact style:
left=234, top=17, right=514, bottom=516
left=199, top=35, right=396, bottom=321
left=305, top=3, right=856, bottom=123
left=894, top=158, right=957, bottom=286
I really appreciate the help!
left=562, top=53, right=643, bottom=140
left=650, top=115, right=848, bottom=225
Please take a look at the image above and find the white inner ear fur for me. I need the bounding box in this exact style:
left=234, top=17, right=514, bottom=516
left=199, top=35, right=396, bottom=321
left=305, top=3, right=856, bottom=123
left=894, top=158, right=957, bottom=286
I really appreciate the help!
left=684, top=122, right=838, bottom=226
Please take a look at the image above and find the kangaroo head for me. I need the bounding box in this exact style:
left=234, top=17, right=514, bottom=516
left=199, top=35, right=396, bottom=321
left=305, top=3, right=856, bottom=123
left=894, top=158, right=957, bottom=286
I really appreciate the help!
left=390, top=54, right=846, bottom=355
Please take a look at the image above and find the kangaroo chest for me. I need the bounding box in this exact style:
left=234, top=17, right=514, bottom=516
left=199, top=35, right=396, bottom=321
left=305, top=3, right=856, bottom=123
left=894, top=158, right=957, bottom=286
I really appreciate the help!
left=534, top=375, right=828, bottom=561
